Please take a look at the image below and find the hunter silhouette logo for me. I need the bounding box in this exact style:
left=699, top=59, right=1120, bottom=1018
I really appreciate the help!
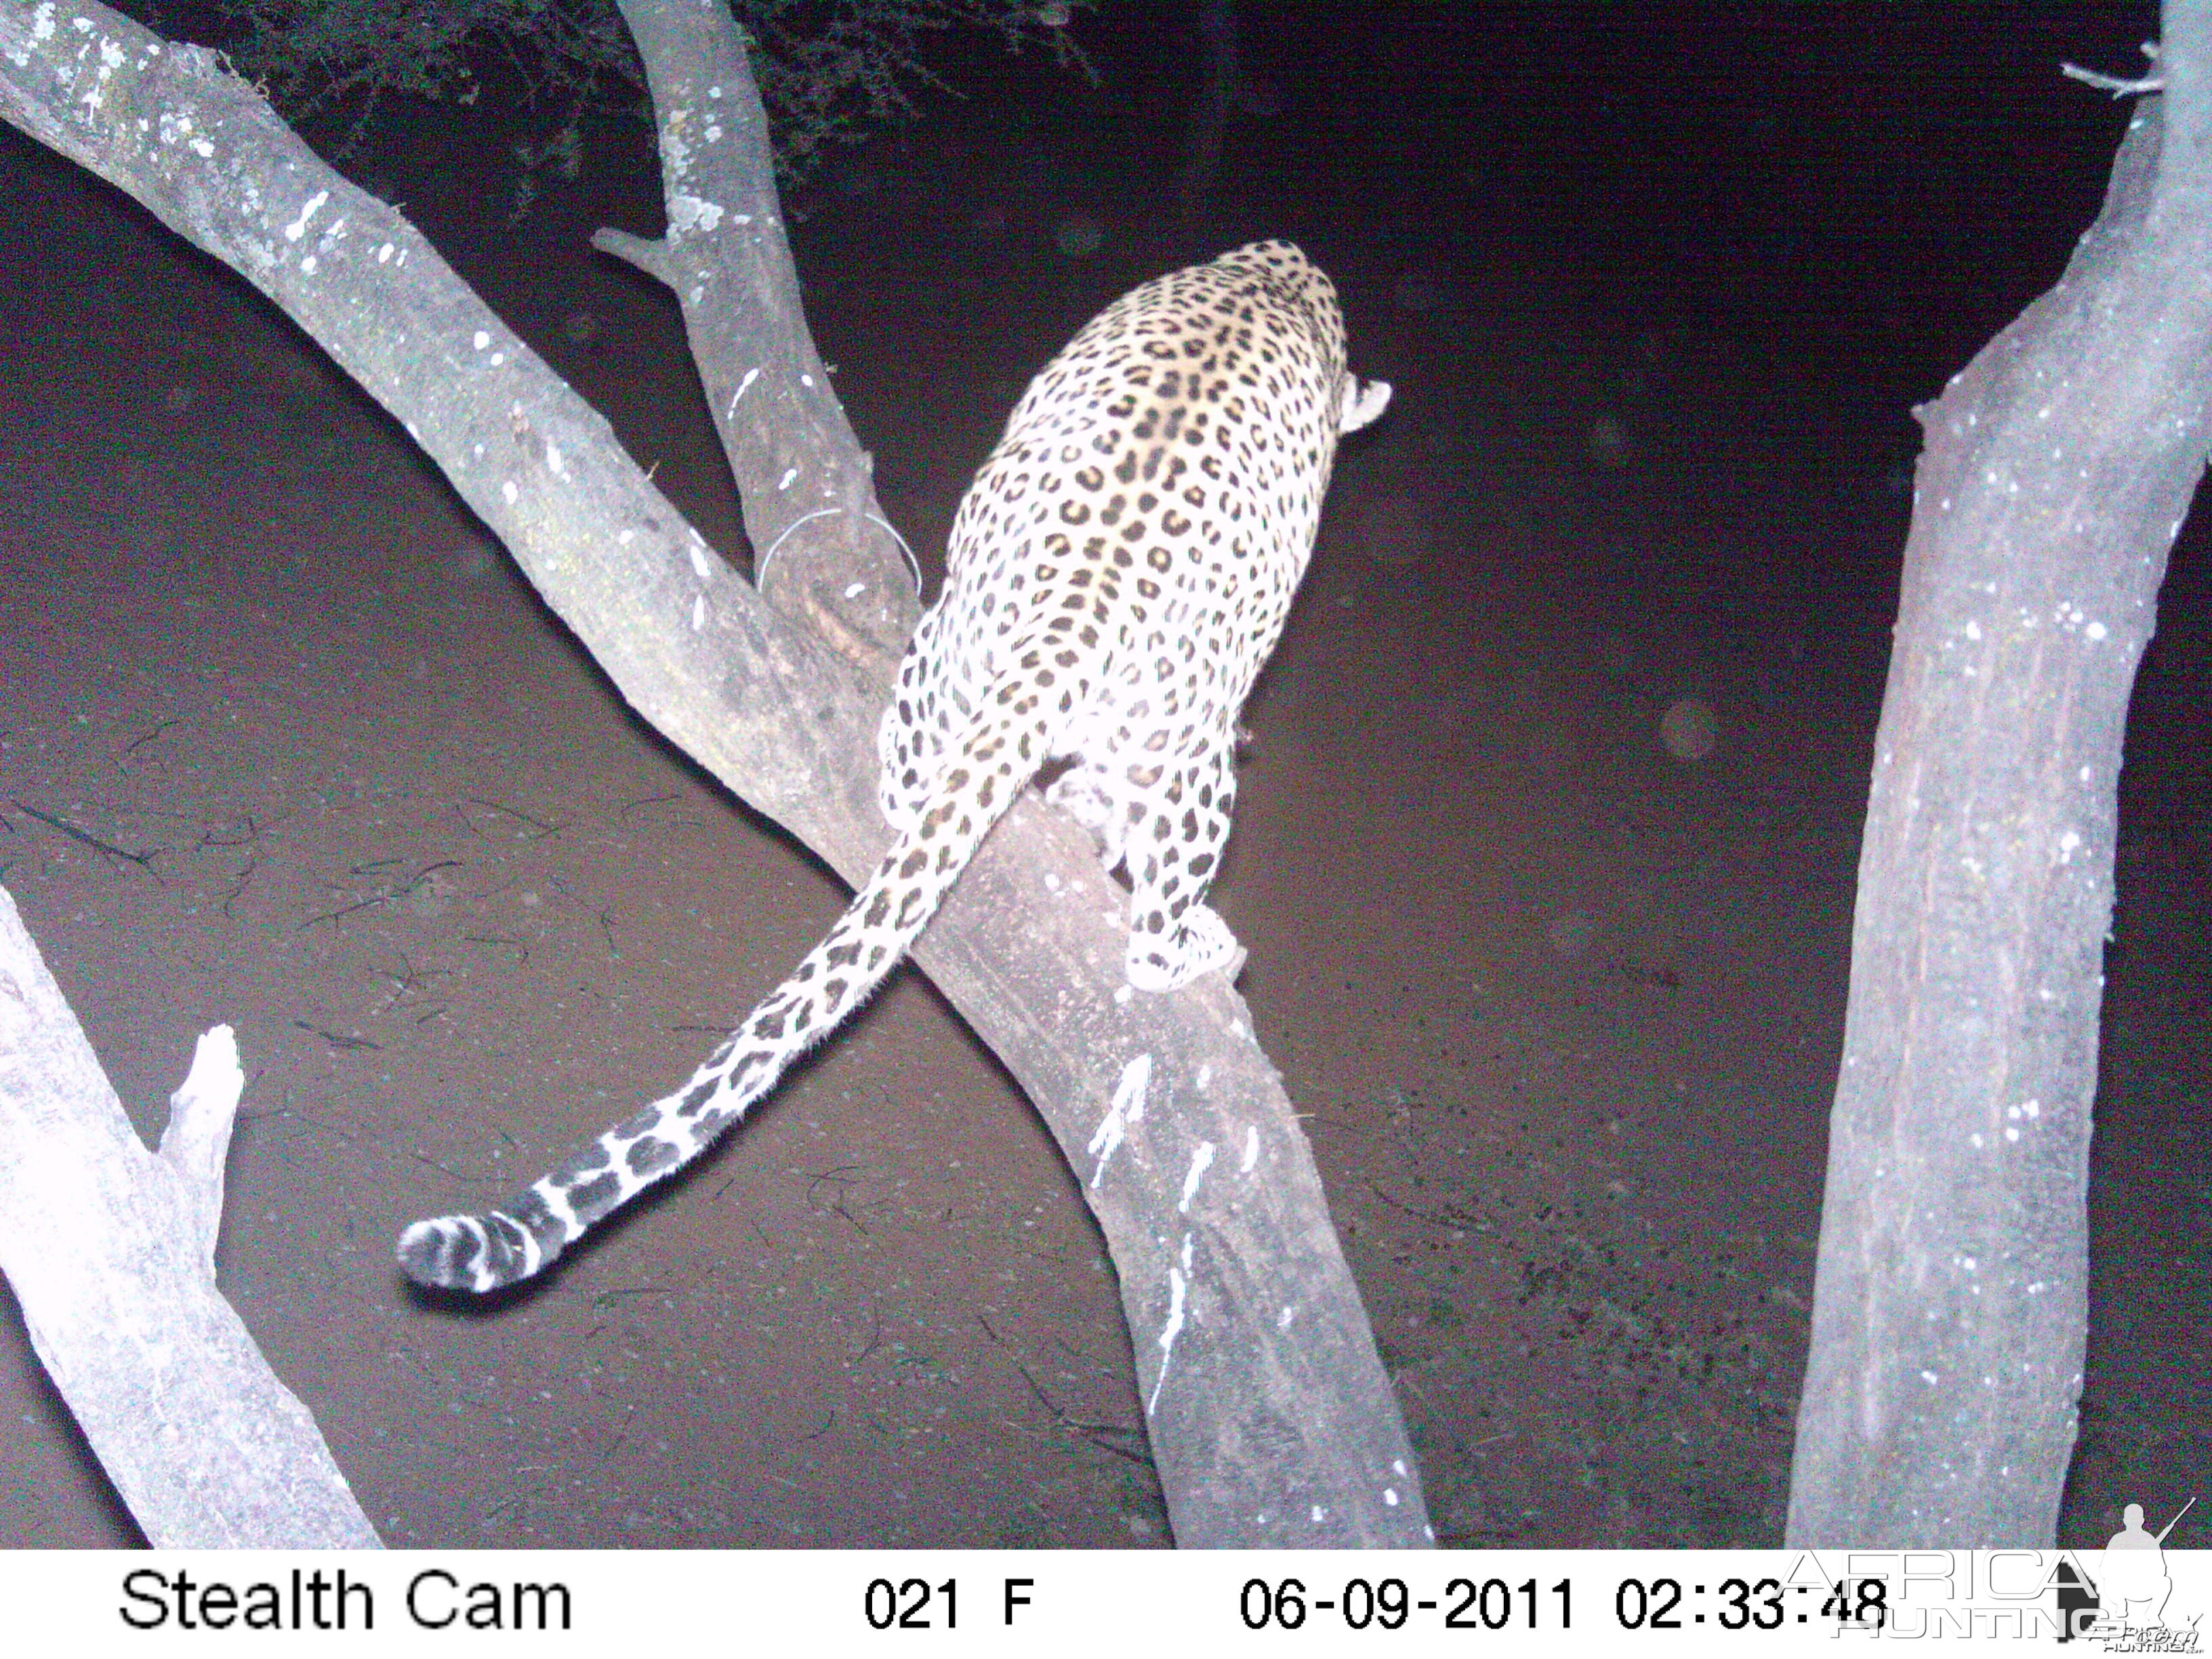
left=2054, top=1496, right=2202, bottom=1645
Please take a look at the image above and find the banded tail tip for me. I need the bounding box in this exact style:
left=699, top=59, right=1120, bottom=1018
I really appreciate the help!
left=397, top=1209, right=559, bottom=1293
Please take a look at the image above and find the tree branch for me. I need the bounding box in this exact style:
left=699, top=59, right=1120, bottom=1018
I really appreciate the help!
left=1786, top=5, right=2212, bottom=1544
left=0, top=886, right=377, bottom=1547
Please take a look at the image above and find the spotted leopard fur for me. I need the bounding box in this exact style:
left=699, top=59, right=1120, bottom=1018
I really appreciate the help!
left=398, top=240, right=1390, bottom=1291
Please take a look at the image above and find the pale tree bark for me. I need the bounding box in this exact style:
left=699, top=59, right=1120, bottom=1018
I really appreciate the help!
left=0, top=886, right=379, bottom=1547
left=0, top=0, right=1429, bottom=1546
left=1787, top=5, right=2212, bottom=1545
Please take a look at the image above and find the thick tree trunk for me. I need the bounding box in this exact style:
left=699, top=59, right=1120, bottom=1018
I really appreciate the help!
left=0, top=0, right=1430, bottom=1545
left=1787, top=9, right=2212, bottom=1545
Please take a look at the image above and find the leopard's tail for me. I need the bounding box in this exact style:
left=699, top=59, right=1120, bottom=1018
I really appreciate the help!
left=398, top=705, right=1038, bottom=1292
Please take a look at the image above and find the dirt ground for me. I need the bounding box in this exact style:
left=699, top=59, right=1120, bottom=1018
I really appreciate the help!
left=1, top=9, right=2203, bottom=1549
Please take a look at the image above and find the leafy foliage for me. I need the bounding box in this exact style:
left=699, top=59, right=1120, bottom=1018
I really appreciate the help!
left=166, top=0, right=1092, bottom=177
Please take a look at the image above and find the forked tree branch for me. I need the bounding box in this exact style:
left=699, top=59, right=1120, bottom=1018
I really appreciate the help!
left=0, top=887, right=378, bottom=1547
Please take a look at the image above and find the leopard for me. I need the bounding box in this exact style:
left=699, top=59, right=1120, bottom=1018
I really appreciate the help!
left=398, top=239, right=1391, bottom=1292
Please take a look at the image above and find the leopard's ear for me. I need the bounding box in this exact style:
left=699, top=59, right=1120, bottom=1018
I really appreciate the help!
left=1339, top=376, right=1392, bottom=436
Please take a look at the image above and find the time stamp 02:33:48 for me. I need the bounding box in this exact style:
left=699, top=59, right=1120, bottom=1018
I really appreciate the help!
left=1233, top=1574, right=1889, bottom=1634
